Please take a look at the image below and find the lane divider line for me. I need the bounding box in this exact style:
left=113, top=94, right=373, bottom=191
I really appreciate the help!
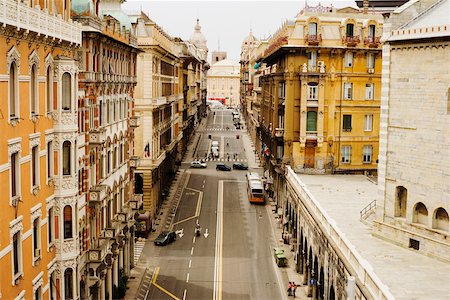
left=183, top=289, right=187, bottom=300
left=189, top=260, right=192, bottom=268
left=213, top=180, right=224, bottom=300
left=186, top=273, right=190, bottom=283
left=151, top=267, right=181, bottom=300
left=191, top=247, right=194, bottom=256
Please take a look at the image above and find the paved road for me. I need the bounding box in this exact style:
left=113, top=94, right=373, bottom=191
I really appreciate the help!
left=143, top=108, right=283, bottom=300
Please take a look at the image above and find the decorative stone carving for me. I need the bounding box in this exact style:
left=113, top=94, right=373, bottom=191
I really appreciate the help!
left=60, top=112, right=76, bottom=125
left=9, top=217, right=23, bottom=240
left=45, top=54, right=54, bottom=71
left=32, top=277, right=43, bottom=293
left=62, top=177, right=77, bottom=190
left=28, top=50, right=40, bottom=74
left=302, top=63, right=307, bottom=72
left=30, top=135, right=40, bottom=148
left=62, top=240, right=75, bottom=253
left=7, top=46, right=20, bottom=71
left=31, top=206, right=42, bottom=221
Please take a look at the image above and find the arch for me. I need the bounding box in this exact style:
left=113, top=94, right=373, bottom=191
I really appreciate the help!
left=46, top=64, right=53, bottom=113
left=9, top=61, right=18, bottom=118
left=319, top=266, right=325, bottom=300
left=64, top=268, right=74, bottom=299
left=62, top=72, right=72, bottom=110
left=433, top=207, right=449, bottom=231
left=63, top=141, right=71, bottom=175
left=413, top=202, right=428, bottom=225
left=329, top=285, right=335, bottom=300
left=30, top=64, right=38, bottom=115
left=63, top=205, right=73, bottom=239
left=394, top=186, right=407, bottom=218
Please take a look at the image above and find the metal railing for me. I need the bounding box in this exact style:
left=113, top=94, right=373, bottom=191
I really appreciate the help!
left=360, top=199, right=376, bottom=220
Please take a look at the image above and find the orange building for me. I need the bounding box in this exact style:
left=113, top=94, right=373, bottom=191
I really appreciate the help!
left=0, top=0, right=82, bottom=299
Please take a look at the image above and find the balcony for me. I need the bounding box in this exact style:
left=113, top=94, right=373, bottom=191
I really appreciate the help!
left=89, top=185, right=107, bottom=205
left=129, top=116, right=140, bottom=128
left=89, top=129, right=106, bottom=145
left=167, top=95, right=176, bottom=103
left=364, top=36, right=381, bottom=48
left=274, top=128, right=284, bottom=138
left=306, top=131, right=318, bottom=140
left=306, top=99, right=319, bottom=107
left=305, top=34, right=322, bottom=46
left=152, top=97, right=167, bottom=106
left=342, top=36, right=360, bottom=47
left=0, top=0, right=82, bottom=45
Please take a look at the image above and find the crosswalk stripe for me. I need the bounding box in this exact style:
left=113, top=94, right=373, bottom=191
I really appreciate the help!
left=134, top=240, right=146, bottom=264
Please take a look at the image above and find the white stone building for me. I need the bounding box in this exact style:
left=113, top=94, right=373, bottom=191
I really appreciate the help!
left=375, top=0, right=450, bottom=262
left=207, top=58, right=240, bottom=106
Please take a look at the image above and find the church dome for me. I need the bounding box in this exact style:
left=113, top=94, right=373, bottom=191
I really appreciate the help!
left=242, top=30, right=257, bottom=45
left=189, top=19, right=208, bottom=51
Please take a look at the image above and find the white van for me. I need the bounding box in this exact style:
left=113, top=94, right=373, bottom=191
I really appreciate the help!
left=211, top=141, right=219, bottom=148
left=211, top=147, right=219, bottom=158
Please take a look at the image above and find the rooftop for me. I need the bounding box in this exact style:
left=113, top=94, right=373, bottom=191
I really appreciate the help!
left=291, top=172, right=450, bottom=300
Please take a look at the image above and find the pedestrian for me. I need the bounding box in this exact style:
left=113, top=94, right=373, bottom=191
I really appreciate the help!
left=292, top=282, right=298, bottom=297
left=287, top=282, right=292, bottom=296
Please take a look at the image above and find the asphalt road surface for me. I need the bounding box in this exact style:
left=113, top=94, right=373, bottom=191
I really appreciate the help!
left=144, top=108, right=283, bottom=300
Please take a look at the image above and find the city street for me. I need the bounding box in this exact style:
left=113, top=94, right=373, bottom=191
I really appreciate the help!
left=142, top=108, right=283, bottom=300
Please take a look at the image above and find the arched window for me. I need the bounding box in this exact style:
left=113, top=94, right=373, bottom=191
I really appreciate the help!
left=9, top=62, right=17, bottom=118
left=62, top=72, right=71, bottom=111
left=64, top=268, right=73, bottom=299
left=63, top=205, right=73, bottom=239
left=413, top=202, right=428, bottom=225
left=63, top=141, right=71, bottom=175
left=309, top=22, right=318, bottom=36
left=31, top=64, right=37, bottom=115
left=46, top=66, right=53, bottom=113
left=306, top=111, right=317, bottom=132
left=433, top=208, right=449, bottom=231
left=394, top=186, right=407, bottom=217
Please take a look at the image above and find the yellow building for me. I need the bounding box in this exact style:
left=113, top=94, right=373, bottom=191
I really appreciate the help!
left=0, top=0, right=82, bottom=298
left=254, top=4, right=382, bottom=177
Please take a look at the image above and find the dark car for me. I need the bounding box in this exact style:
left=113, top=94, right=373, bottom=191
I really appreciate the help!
left=233, top=163, right=248, bottom=170
left=216, top=163, right=231, bottom=171
left=154, top=231, right=176, bottom=246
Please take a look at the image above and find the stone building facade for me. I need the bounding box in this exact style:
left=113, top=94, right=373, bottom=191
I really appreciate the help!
left=207, top=57, right=241, bottom=106
left=374, top=0, right=450, bottom=262
left=0, top=0, right=82, bottom=298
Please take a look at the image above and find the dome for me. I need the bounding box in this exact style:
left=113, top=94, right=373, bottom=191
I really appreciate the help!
left=242, top=30, right=257, bottom=45
left=189, top=19, right=208, bottom=51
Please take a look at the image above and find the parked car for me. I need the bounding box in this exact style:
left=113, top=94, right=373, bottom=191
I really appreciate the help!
left=211, top=147, right=219, bottom=158
left=216, top=163, right=231, bottom=171
left=191, top=160, right=207, bottom=168
left=154, top=231, right=176, bottom=246
left=233, top=163, right=248, bottom=170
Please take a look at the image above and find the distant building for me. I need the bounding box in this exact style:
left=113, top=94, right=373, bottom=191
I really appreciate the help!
left=375, top=0, right=450, bottom=262
left=207, top=57, right=240, bottom=106
left=211, top=51, right=227, bottom=64
left=355, top=0, right=409, bottom=13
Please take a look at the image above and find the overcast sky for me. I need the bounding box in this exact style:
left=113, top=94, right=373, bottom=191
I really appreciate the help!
left=123, top=1, right=357, bottom=63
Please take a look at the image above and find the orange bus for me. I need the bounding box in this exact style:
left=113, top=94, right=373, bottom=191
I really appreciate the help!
left=247, top=172, right=264, bottom=203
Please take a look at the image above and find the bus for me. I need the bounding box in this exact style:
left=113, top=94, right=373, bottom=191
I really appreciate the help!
left=246, top=172, right=264, bottom=204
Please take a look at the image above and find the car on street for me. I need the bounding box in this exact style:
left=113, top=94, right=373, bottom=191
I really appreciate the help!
left=216, top=163, right=231, bottom=171
left=190, top=160, right=207, bottom=168
left=154, top=231, right=176, bottom=246
left=233, top=162, right=248, bottom=170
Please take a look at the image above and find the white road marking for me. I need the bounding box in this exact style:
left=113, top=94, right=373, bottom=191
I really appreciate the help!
left=186, top=273, right=190, bottom=283
left=189, top=260, right=192, bottom=268
left=191, top=247, right=194, bottom=255
left=183, top=289, right=187, bottom=300
left=213, top=181, right=224, bottom=300
left=193, top=236, right=196, bottom=244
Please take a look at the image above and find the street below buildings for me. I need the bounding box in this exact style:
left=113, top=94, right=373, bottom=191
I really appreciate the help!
left=140, top=108, right=284, bottom=300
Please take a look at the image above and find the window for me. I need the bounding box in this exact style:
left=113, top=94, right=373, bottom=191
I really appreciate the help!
left=363, top=145, right=373, bottom=163
left=13, top=232, right=21, bottom=276
left=368, top=25, right=376, bottom=40
left=367, top=53, right=375, bottom=69
left=64, top=268, right=73, bottom=300
left=107, top=150, right=111, bottom=174
left=107, top=101, right=110, bottom=124
left=395, top=186, right=407, bottom=218
left=35, top=286, right=42, bottom=300
left=344, top=83, right=353, bottom=100
left=99, top=100, right=103, bottom=126
left=309, top=22, right=317, bottom=35
left=62, top=72, right=71, bottom=111
left=343, top=114, right=352, bottom=131
left=306, top=111, right=317, bottom=131
left=63, top=206, right=73, bottom=239
left=33, top=217, right=40, bottom=258
left=278, top=82, right=285, bottom=99
left=11, top=152, right=19, bottom=198
left=276, top=145, right=284, bottom=160
left=46, top=66, right=53, bottom=113
left=365, top=83, right=374, bottom=100
left=9, top=62, right=18, bottom=118
left=31, top=64, right=38, bottom=115
left=50, top=272, right=55, bottom=300
left=364, top=114, right=373, bottom=131
left=48, top=207, right=54, bottom=245
left=62, top=141, right=71, bottom=175
left=308, top=51, right=317, bottom=71
left=341, top=146, right=351, bottom=163
left=32, top=146, right=39, bottom=188
left=47, top=141, right=53, bottom=180
left=307, top=83, right=318, bottom=100
left=344, top=52, right=353, bottom=67
left=278, top=114, right=284, bottom=129
left=346, top=23, right=354, bottom=36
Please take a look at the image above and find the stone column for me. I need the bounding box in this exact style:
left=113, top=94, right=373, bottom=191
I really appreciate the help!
left=100, top=277, right=106, bottom=300
left=119, top=248, right=124, bottom=270
left=107, top=268, right=112, bottom=300
left=113, top=258, right=119, bottom=287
